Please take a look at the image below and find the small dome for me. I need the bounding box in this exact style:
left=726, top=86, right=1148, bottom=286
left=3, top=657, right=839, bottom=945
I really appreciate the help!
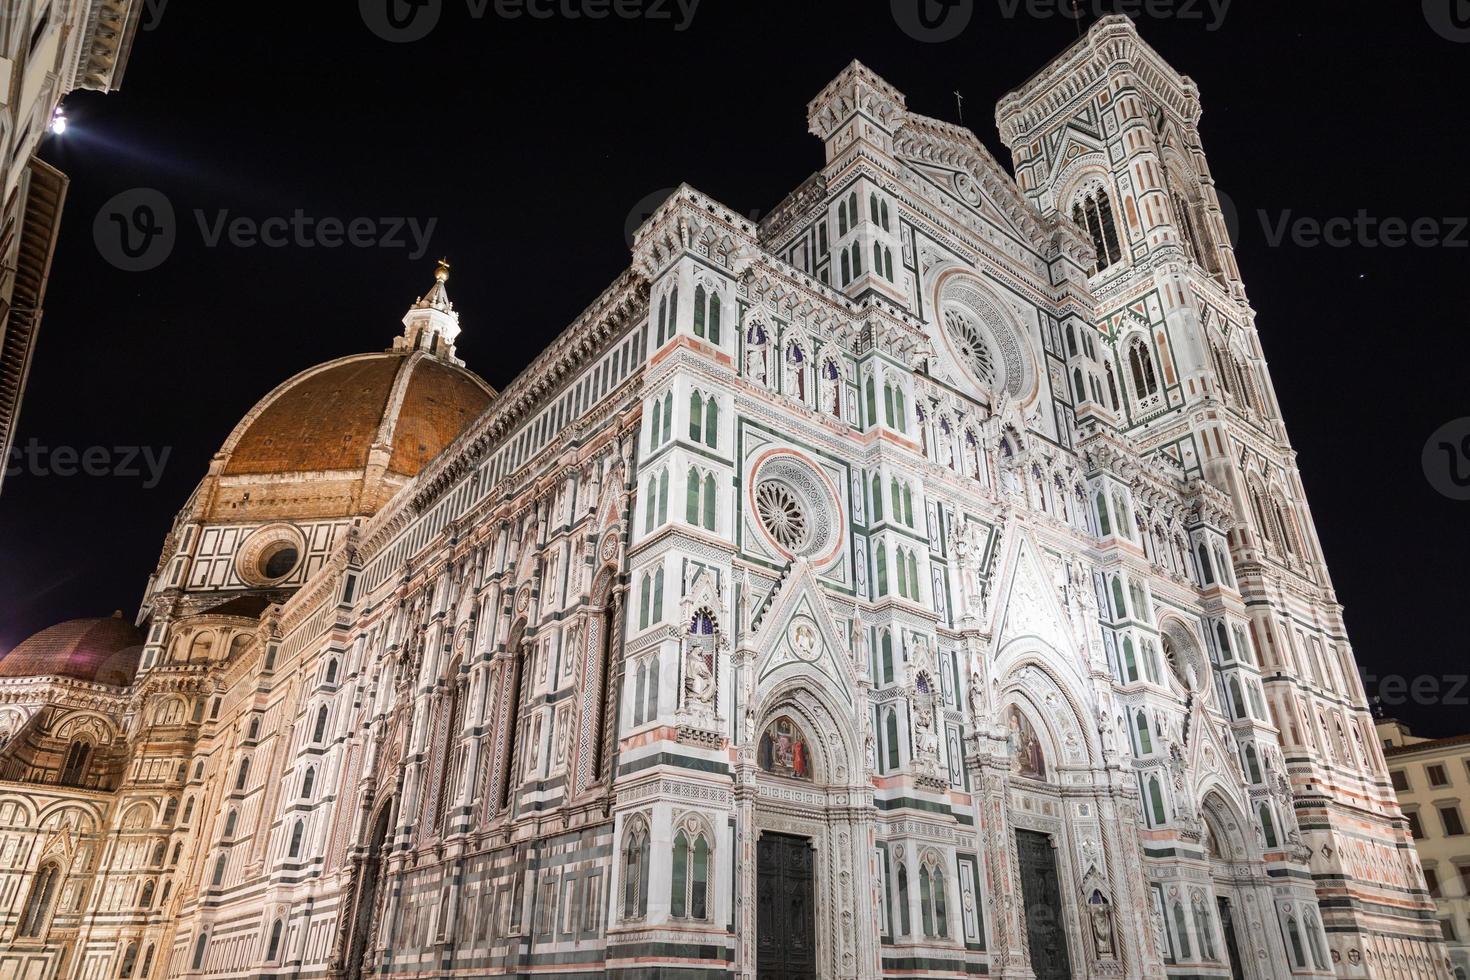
left=0, top=613, right=145, bottom=686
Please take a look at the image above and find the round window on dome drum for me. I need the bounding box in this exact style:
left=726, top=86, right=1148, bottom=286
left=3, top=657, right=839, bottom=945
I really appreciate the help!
left=236, top=523, right=307, bottom=588
left=260, top=544, right=299, bottom=581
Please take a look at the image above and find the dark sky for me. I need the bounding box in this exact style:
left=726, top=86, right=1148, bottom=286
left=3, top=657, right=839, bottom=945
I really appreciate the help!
left=1, top=2, right=1465, bottom=734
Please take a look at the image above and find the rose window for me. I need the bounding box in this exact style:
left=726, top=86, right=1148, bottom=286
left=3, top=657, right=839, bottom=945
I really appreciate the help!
left=943, top=307, right=997, bottom=388
left=748, top=453, right=840, bottom=561
left=756, top=480, right=810, bottom=552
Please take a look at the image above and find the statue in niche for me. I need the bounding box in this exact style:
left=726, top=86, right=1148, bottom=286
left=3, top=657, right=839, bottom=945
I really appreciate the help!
left=682, top=611, right=718, bottom=729
left=914, top=701, right=940, bottom=764
left=1089, top=890, right=1116, bottom=957
left=968, top=669, right=985, bottom=724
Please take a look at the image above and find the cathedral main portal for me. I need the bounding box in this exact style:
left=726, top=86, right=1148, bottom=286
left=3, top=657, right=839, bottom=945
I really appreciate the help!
left=756, top=832, right=817, bottom=980
left=1016, top=829, right=1072, bottom=980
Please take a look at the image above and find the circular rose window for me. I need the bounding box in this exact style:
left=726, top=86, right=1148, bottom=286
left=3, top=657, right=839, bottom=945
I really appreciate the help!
left=748, top=452, right=841, bottom=563
left=756, top=480, right=810, bottom=552
left=943, top=307, right=998, bottom=388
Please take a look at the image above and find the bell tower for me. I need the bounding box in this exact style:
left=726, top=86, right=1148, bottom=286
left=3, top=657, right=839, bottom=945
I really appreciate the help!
left=995, top=16, right=1448, bottom=978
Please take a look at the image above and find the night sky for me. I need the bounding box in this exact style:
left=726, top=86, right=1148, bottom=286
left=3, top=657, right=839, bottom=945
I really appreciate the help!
left=1, top=2, right=1464, bottom=734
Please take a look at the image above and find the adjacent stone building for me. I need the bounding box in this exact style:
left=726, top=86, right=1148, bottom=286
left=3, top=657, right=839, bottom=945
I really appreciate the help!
left=1379, top=717, right=1470, bottom=978
left=0, top=17, right=1448, bottom=979
left=0, top=0, right=144, bottom=494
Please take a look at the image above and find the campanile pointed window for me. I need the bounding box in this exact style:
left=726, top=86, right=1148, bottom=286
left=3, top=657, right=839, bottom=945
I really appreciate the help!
left=1072, top=187, right=1123, bottom=273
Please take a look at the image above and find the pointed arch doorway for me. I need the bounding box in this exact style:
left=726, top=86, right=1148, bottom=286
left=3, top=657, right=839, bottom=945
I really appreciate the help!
left=343, top=798, right=394, bottom=979
left=1202, top=792, right=1281, bottom=980
left=738, top=689, right=877, bottom=980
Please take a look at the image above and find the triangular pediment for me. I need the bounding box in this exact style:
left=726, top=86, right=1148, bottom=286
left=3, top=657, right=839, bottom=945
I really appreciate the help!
left=994, top=533, right=1077, bottom=662
left=752, top=560, right=855, bottom=705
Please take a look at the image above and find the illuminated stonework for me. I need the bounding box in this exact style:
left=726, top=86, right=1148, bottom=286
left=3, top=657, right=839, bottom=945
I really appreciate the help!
left=0, top=16, right=1446, bottom=980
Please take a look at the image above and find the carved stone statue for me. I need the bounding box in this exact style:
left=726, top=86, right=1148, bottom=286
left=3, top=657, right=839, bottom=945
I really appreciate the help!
left=913, top=700, right=940, bottom=772
left=863, top=713, right=877, bottom=773
left=685, top=642, right=714, bottom=704
left=968, top=669, right=985, bottom=725
left=951, top=519, right=988, bottom=622
left=1091, top=904, right=1115, bottom=957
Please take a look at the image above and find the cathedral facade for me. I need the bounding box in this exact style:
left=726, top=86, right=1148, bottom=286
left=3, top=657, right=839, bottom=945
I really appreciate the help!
left=0, top=17, right=1449, bottom=980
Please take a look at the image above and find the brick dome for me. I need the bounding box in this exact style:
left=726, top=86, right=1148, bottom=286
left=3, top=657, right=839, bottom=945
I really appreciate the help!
left=220, top=351, right=492, bottom=479
left=200, top=264, right=495, bottom=522
left=0, top=613, right=145, bottom=686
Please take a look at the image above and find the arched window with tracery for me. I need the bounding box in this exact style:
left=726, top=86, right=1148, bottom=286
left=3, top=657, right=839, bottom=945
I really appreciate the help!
left=1172, top=902, right=1192, bottom=959
left=637, top=566, right=664, bottom=631
left=918, top=855, right=948, bottom=938
left=1244, top=744, right=1262, bottom=783
left=1128, top=339, right=1159, bottom=399
left=1134, top=711, right=1153, bottom=755
left=1172, top=191, right=1204, bottom=265
left=655, top=287, right=679, bottom=347
left=60, top=740, right=91, bottom=787
left=493, top=646, right=528, bottom=813
left=670, top=820, right=711, bottom=919
left=1147, top=775, right=1167, bottom=826
left=632, top=654, right=658, bottom=727
left=621, top=818, right=651, bottom=920
left=1072, top=185, right=1123, bottom=273
left=1303, top=910, right=1328, bottom=970
left=1192, top=898, right=1217, bottom=960
left=1260, top=803, right=1279, bottom=848
left=18, top=862, right=60, bottom=937
left=119, top=942, right=139, bottom=978
left=1283, top=912, right=1306, bottom=968
left=692, top=284, right=722, bottom=344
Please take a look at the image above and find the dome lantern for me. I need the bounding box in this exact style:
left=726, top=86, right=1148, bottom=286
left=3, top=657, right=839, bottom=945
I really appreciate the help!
left=396, top=258, right=464, bottom=364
